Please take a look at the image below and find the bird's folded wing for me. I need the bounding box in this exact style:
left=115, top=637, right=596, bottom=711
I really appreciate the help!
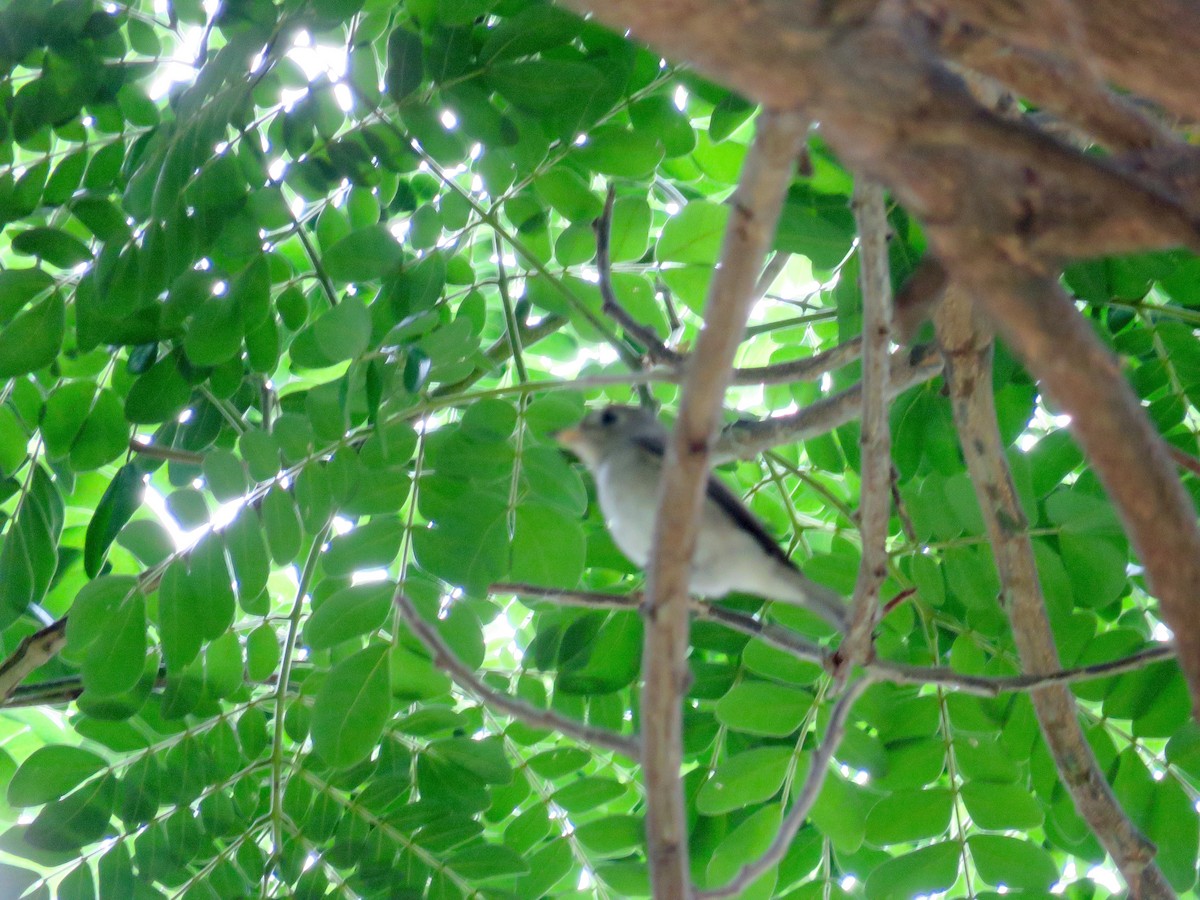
left=631, top=433, right=797, bottom=570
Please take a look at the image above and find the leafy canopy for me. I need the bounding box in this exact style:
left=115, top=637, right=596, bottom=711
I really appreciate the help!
left=0, top=0, right=1197, bottom=897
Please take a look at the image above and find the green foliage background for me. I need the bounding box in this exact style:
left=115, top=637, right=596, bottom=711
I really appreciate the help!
left=0, top=0, right=1198, bottom=897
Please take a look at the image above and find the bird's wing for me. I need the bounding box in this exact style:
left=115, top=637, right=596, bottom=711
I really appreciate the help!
left=630, top=433, right=797, bottom=570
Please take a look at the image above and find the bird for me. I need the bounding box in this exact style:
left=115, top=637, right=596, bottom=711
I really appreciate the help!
left=555, top=404, right=848, bottom=631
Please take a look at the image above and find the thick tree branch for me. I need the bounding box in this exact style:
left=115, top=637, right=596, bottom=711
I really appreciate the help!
left=934, top=290, right=1171, bottom=897
left=925, top=0, right=1200, bottom=127
left=838, top=182, right=893, bottom=670
left=557, top=0, right=1200, bottom=262
left=923, top=12, right=1177, bottom=152
left=640, top=110, right=807, bottom=899
left=959, top=270, right=1200, bottom=716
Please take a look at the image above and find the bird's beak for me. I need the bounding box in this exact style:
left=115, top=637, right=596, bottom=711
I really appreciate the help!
left=552, top=426, right=582, bottom=449
left=553, top=426, right=598, bottom=467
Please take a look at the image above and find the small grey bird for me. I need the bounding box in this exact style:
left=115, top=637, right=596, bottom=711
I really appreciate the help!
left=556, top=405, right=848, bottom=631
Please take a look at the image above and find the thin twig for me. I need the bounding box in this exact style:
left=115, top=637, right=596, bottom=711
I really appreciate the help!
left=714, top=345, right=943, bottom=463
left=699, top=677, right=870, bottom=899
left=595, top=185, right=682, bottom=365
left=492, top=231, right=527, bottom=383
left=492, top=583, right=1177, bottom=697
left=392, top=591, right=638, bottom=759
left=1168, top=444, right=1200, bottom=478
left=753, top=251, right=791, bottom=301
left=130, top=438, right=205, bottom=465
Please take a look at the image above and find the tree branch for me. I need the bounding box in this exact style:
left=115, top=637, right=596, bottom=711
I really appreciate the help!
left=713, top=345, right=943, bottom=462
left=595, top=185, right=683, bottom=366
left=556, top=0, right=1200, bottom=262
left=492, top=583, right=1177, bottom=696
left=920, top=6, right=1178, bottom=152
left=838, top=181, right=894, bottom=671
left=640, top=110, right=808, bottom=899
left=963, top=270, right=1200, bottom=719
left=698, top=678, right=870, bottom=899
left=933, top=289, right=1171, bottom=897
left=392, top=592, right=638, bottom=759
left=0, top=619, right=65, bottom=704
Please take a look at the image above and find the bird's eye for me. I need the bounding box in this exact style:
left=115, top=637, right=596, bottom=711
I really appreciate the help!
left=599, top=408, right=618, bottom=426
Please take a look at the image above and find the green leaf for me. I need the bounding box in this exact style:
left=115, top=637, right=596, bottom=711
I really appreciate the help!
left=84, top=464, right=143, bottom=578
left=864, top=788, right=953, bottom=845
left=959, top=781, right=1044, bottom=831
left=323, top=517, right=404, bottom=576
left=574, top=815, right=643, bottom=857
left=26, top=777, right=116, bottom=852
left=1059, top=531, right=1128, bottom=608
left=311, top=644, right=391, bottom=769
left=429, top=736, right=512, bottom=784
left=863, top=841, right=961, bottom=900
left=124, top=351, right=192, bottom=424
left=246, top=623, right=281, bottom=681
left=322, top=224, right=404, bottom=283
left=305, top=581, right=394, bottom=650
left=534, top=168, right=602, bottom=223
left=657, top=201, right=729, bottom=265
left=967, top=834, right=1059, bottom=891
left=551, top=777, right=625, bottom=814
left=0, top=407, right=26, bottom=476
left=489, top=60, right=604, bottom=118
left=82, top=590, right=147, bottom=697
left=385, top=26, right=424, bottom=102
left=224, top=508, right=270, bottom=609
left=0, top=465, right=62, bottom=623
left=696, top=747, right=794, bottom=815
left=509, top=503, right=585, bottom=588
left=188, top=534, right=236, bottom=641
left=412, top=493, right=509, bottom=594
left=9, top=746, right=107, bottom=807
left=158, top=561, right=202, bottom=674
left=527, top=747, right=591, bottom=779
left=262, top=486, right=302, bottom=564
left=446, top=844, right=528, bottom=882
left=479, top=5, right=582, bottom=62
left=573, top=125, right=663, bottom=178
left=204, top=631, right=244, bottom=698
left=12, top=226, right=92, bottom=268
left=184, top=293, right=242, bottom=366
left=0, top=268, right=54, bottom=325
left=67, top=575, right=139, bottom=655
left=706, top=804, right=781, bottom=899
left=69, top=389, right=128, bottom=471
left=714, top=681, right=811, bottom=736
left=0, top=290, right=64, bottom=377
left=314, top=296, right=371, bottom=362
left=202, top=449, right=248, bottom=502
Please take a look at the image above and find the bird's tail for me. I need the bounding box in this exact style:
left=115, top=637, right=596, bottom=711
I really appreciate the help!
left=767, top=564, right=850, bottom=632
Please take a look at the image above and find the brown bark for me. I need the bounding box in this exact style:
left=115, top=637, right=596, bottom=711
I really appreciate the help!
left=640, top=111, right=808, bottom=899
left=935, top=291, right=1173, bottom=898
